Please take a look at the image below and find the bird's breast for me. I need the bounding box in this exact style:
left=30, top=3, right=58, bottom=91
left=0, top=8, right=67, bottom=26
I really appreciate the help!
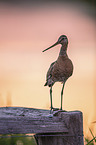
left=52, top=56, right=73, bottom=81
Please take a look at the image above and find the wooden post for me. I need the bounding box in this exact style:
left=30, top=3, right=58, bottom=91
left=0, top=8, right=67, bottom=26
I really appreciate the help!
left=0, top=107, right=84, bottom=145
left=34, top=111, right=84, bottom=145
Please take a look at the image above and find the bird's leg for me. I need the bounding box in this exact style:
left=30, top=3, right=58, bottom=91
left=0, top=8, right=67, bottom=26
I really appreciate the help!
left=60, top=83, right=65, bottom=110
left=50, top=86, right=53, bottom=111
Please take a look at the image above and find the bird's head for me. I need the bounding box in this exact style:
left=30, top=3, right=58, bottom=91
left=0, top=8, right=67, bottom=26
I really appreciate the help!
left=58, top=35, right=68, bottom=45
left=42, top=35, right=68, bottom=52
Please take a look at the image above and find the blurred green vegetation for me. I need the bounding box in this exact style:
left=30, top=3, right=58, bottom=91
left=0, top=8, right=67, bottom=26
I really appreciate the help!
left=0, top=134, right=36, bottom=145
left=0, top=133, right=96, bottom=145
left=85, top=128, right=96, bottom=145
left=85, top=137, right=96, bottom=145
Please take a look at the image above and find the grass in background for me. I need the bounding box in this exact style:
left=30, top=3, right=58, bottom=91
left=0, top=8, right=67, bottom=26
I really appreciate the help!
left=0, top=134, right=36, bottom=145
left=85, top=128, right=96, bottom=145
left=0, top=129, right=96, bottom=145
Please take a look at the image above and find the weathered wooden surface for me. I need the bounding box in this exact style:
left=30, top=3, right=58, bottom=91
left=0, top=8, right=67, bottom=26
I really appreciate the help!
left=35, top=111, right=84, bottom=145
left=0, top=107, right=68, bottom=134
left=0, top=107, right=84, bottom=145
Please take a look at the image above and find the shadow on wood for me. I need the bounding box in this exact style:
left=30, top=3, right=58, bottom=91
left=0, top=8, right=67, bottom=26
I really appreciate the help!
left=0, top=107, right=84, bottom=145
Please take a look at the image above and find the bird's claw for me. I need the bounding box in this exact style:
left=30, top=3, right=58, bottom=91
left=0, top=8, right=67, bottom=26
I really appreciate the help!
left=53, top=109, right=67, bottom=116
left=50, top=107, right=60, bottom=111
left=53, top=108, right=60, bottom=111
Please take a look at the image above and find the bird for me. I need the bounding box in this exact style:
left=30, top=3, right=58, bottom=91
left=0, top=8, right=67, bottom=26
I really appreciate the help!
left=42, top=35, right=73, bottom=111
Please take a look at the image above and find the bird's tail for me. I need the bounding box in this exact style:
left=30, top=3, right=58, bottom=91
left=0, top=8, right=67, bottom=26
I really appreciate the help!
left=44, top=82, right=47, bottom=86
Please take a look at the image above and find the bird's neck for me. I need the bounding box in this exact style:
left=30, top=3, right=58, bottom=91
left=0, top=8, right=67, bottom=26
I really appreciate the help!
left=59, top=43, right=68, bottom=56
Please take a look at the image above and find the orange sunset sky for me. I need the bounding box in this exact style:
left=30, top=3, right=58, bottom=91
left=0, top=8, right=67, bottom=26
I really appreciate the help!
left=0, top=1, right=96, bottom=139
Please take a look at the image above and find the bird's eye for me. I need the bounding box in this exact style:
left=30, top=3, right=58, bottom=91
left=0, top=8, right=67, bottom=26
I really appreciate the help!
left=61, top=38, right=64, bottom=40
left=59, top=37, right=64, bottom=42
left=60, top=38, right=64, bottom=41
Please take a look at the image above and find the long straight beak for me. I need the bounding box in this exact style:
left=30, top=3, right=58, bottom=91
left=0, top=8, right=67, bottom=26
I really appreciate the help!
left=42, top=41, right=59, bottom=52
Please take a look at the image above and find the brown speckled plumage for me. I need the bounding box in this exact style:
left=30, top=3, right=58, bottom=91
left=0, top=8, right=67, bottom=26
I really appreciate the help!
left=45, top=55, right=73, bottom=87
left=43, top=35, right=73, bottom=110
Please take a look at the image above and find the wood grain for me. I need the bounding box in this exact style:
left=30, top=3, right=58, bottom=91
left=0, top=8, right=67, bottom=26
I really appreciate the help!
left=0, top=107, right=84, bottom=145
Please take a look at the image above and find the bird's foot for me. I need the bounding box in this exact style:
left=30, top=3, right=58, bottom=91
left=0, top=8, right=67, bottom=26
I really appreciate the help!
left=53, top=109, right=67, bottom=116
left=60, top=108, right=67, bottom=112
left=50, top=107, right=60, bottom=111
left=52, top=107, right=60, bottom=111
left=50, top=107, right=60, bottom=114
left=50, top=107, right=67, bottom=115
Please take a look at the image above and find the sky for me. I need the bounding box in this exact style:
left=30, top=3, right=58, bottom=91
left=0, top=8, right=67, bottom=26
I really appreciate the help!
left=0, top=1, right=96, bottom=139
